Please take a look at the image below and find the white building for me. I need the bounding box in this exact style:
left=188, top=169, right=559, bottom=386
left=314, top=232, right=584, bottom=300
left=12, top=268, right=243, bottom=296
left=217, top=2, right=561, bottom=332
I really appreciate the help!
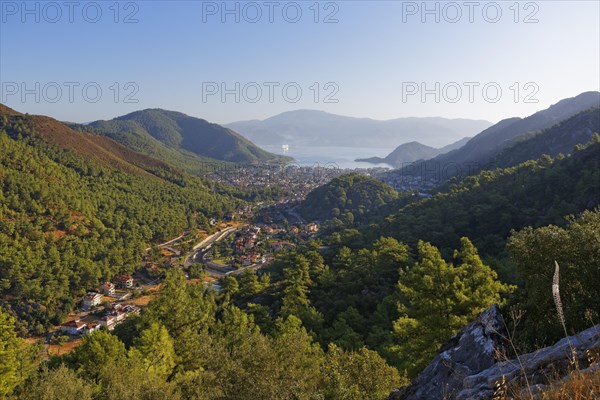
left=82, top=292, right=102, bottom=310
left=100, top=282, right=115, bottom=296
left=60, top=320, right=87, bottom=335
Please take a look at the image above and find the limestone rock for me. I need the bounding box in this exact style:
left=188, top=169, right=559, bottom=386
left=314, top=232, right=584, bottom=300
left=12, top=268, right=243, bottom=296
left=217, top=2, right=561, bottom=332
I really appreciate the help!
left=388, top=305, right=507, bottom=400
left=388, top=304, right=600, bottom=400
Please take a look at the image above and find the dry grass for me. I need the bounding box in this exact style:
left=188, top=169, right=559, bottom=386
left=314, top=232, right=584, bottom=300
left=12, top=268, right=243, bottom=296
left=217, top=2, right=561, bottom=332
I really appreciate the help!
left=541, top=367, right=600, bottom=399
left=506, top=367, right=600, bottom=400
left=124, top=295, right=155, bottom=307
left=123, top=285, right=159, bottom=307
left=489, top=340, right=599, bottom=400
left=47, top=338, right=83, bottom=356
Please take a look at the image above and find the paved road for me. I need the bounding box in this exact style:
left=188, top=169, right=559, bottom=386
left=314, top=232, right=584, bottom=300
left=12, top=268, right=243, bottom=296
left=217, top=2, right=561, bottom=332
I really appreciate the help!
left=182, top=226, right=272, bottom=277
left=225, top=261, right=265, bottom=276
left=184, top=227, right=238, bottom=270
left=192, top=227, right=236, bottom=251
left=144, top=231, right=188, bottom=252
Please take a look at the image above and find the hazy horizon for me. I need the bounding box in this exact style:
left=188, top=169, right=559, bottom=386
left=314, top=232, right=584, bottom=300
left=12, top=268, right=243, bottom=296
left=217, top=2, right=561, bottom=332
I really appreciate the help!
left=4, top=91, right=598, bottom=127
left=1, top=1, right=598, bottom=125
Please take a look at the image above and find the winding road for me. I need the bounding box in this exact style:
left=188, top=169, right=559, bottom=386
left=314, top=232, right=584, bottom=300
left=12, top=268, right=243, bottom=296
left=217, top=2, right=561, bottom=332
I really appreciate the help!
left=183, top=226, right=268, bottom=277
left=183, top=227, right=238, bottom=276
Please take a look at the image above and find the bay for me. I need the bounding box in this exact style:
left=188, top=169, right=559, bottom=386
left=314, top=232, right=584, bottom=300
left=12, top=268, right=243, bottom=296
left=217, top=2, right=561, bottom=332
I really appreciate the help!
left=260, top=145, right=395, bottom=170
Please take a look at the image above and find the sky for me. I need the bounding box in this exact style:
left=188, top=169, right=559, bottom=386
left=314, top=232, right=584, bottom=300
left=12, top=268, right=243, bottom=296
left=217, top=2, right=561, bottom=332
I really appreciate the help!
left=1, top=0, right=599, bottom=124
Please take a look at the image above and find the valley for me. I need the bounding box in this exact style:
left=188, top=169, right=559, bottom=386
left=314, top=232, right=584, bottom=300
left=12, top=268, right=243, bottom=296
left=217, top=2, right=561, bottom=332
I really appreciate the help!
left=1, top=3, right=599, bottom=397
left=1, top=96, right=599, bottom=399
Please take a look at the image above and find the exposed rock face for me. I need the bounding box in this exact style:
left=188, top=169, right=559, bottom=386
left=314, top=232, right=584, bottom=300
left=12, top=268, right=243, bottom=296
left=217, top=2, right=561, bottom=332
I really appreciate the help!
left=388, top=305, right=507, bottom=400
left=459, top=324, right=600, bottom=399
left=388, top=305, right=600, bottom=400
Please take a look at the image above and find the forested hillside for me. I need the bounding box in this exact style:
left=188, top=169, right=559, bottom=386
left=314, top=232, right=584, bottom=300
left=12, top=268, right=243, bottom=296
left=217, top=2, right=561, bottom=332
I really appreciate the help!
left=0, top=112, right=241, bottom=334
left=3, top=0, right=599, bottom=396
left=356, top=137, right=471, bottom=168
left=1, top=108, right=599, bottom=400
left=400, top=91, right=600, bottom=179
left=298, top=174, right=399, bottom=223
left=490, top=106, right=600, bottom=169
left=381, top=137, right=600, bottom=258
left=240, top=141, right=600, bottom=381
left=5, top=206, right=596, bottom=399
left=0, top=105, right=185, bottom=182
left=86, top=109, right=289, bottom=167
left=0, top=270, right=404, bottom=399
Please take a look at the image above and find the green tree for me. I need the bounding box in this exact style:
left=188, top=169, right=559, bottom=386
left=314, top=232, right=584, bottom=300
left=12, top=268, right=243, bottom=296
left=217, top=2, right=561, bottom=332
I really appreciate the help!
left=237, top=269, right=262, bottom=301
left=144, top=270, right=215, bottom=339
left=372, top=236, right=410, bottom=279
left=97, top=354, right=181, bottom=400
left=453, top=237, right=514, bottom=315
left=507, top=209, right=600, bottom=347
left=323, top=344, right=406, bottom=400
left=150, top=245, right=162, bottom=260
left=68, top=330, right=127, bottom=381
left=188, top=263, right=206, bottom=280
left=220, top=275, right=239, bottom=300
left=393, top=239, right=511, bottom=376
left=279, top=254, right=323, bottom=332
left=0, top=309, right=20, bottom=397
left=21, top=365, right=95, bottom=400
left=142, top=270, right=216, bottom=372
left=132, top=322, right=176, bottom=380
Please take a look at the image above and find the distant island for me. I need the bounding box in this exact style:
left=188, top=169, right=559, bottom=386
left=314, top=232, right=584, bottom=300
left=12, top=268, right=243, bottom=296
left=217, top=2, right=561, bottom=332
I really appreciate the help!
left=356, top=137, right=471, bottom=168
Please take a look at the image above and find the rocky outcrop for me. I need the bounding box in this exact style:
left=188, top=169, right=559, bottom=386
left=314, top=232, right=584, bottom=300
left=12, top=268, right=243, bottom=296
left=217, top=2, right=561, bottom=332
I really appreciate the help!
left=388, top=305, right=600, bottom=400
left=459, top=324, right=600, bottom=399
left=388, top=305, right=508, bottom=400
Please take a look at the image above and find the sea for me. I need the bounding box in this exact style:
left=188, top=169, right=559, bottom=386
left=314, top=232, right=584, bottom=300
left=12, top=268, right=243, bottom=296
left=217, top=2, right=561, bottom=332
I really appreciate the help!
left=260, top=145, right=395, bottom=170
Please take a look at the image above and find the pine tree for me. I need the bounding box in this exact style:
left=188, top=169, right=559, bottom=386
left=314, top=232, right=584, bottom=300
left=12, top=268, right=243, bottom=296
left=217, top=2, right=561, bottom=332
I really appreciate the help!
left=394, top=239, right=511, bottom=376
left=132, top=322, right=176, bottom=380
left=0, top=309, right=20, bottom=396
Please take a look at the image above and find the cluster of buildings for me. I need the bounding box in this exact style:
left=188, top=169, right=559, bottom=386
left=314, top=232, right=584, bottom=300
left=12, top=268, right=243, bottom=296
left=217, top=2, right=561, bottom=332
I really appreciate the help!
left=59, top=274, right=140, bottom=336
left=60, top=303, right=140, bottom=336
left=98, top=303, right=140, bottom=331
left=204, top=163, right=347, bottom=200
left=81, top=292, right=103, bottom=311
left=207, top=220, right=320, bottom=270
left=378, top=171, right=438, bottom=193
left=232, top=225, right=266, bottom=266
left=60, top=319, right=98, bottom=336
left=81, top=275, right=134, bottom=310
left=269, top=240, right=296, bottom=253
left=233, top=222, right=320, bottom=265
left=293, top=222, right=320, bottom=237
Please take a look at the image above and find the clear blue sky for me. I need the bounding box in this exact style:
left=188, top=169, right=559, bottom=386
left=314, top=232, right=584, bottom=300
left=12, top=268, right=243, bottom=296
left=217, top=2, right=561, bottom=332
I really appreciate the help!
left=1, top=1, right=599, bottom=124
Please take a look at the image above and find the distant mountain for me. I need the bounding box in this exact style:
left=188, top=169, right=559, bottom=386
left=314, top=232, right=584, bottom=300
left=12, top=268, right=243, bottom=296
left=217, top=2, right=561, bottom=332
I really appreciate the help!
left=86, top=109, right=289, bottom=166
left=437, top=136, right=472, bottom=153
left=356, top=137, right=471, bottom=168
left=401, top=91, right=600, bottom=178
left=226, top=110, right=492, bottom=148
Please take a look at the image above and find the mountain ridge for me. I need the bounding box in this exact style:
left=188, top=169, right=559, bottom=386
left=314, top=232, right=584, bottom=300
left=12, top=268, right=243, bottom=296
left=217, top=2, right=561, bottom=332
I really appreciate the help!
left=398, top=91, right=600, bottom=179
left=226, top=110, right=492, bottom=148
left=86, top=108, right=290, bottom=167
left=490, top=106, right=600, bottom=169
left=0, top=104, right=183, bottom=182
